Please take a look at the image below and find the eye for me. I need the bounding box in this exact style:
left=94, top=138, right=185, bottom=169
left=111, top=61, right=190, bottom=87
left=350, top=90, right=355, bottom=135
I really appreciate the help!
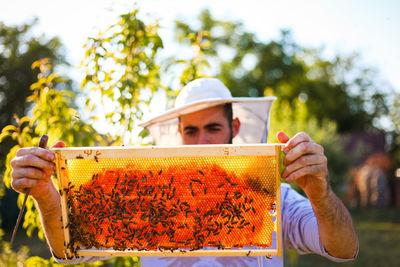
left=208, top=127, right=221, bottom=132
left=184, top=129, right=197, bottom=136
left=210, top=126, right=221, bottom=131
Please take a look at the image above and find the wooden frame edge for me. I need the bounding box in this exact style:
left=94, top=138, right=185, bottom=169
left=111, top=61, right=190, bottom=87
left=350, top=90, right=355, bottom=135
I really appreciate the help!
left=77, top=249, right=279, bottom=257
left=54, top=151, right=72, bottom=258
left=275, top=145, right=283, bottom=258
left=50, top=144, right=284, bottom=159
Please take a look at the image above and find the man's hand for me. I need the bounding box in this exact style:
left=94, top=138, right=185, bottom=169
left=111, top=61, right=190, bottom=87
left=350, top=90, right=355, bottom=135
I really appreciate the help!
left=277, top=131, right=358, bottom=259
left=277, top=131, right=330, bottom=202
left=10, top=141, right=67, bottom=258
left=11, top=141, right=65, bottom=202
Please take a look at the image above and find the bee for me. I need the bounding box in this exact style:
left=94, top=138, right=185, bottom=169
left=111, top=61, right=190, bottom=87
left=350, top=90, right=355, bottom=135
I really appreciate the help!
left=73, top=114, right=81, bottom=121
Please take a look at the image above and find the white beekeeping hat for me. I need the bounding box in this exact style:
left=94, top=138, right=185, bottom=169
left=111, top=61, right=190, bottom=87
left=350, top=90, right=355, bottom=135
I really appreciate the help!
left=139, top=78, right=276, bottom=145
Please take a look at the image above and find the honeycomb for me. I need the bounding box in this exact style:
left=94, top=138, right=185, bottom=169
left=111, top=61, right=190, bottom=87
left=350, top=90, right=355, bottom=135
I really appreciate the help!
left=54, top=146, right=281, bottom=256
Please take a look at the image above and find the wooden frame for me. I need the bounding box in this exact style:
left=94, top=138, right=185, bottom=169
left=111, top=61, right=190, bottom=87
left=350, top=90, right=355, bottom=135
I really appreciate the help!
left=52, top=144, right=283, bottom=258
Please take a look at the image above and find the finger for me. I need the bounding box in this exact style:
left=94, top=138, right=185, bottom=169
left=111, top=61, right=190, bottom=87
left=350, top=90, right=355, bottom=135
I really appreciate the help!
left=11, top=177, right=40, bottom=193
left=51, top=141, right=66, bottom=148
left=284, top=142, right=324, bottom=166
left=276, top=131, right=290, bottom=144
left=11, top=153, right=56, bottom=172
left=15, top=147, right=55, bottom=162
left=285, top=132, right=313, bottom=151
left=11, top=167, right=49, bottom=180
left=282, top=154, right=327, bottom=178
left=285, top=164, right=327, bottom=183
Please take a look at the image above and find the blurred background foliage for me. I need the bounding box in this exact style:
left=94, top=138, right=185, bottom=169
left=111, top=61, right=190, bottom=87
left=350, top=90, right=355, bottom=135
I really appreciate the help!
left=0, top=7, right=399, bottom=267
left=0, top=19, right=68, bottom=223
left=80, top=9, right=163, bottom=144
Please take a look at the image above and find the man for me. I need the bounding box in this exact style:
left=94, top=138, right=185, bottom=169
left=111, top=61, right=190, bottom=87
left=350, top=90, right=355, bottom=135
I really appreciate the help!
left=11, top=78, right=358, bottom=266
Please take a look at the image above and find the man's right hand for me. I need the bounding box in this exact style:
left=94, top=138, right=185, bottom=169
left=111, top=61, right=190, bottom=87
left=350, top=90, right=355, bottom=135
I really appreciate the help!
left=10, top=141, right=65, bottom=202
left=11, top=141, right=68, bottom=258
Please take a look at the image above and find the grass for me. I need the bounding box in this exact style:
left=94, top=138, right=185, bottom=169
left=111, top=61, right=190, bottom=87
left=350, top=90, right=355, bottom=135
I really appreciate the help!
left=2, top=207, right=400, bottom=266
left=286, top=207, right=400, bottom=267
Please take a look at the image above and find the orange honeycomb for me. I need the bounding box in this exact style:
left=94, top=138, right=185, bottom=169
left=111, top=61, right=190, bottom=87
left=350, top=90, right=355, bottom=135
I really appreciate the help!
left=54, top=146, right=281, bottom=255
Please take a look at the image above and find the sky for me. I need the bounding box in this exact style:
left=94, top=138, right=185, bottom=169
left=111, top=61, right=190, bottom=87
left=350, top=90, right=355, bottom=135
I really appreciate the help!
left=1, top=0, right=399, bottom=93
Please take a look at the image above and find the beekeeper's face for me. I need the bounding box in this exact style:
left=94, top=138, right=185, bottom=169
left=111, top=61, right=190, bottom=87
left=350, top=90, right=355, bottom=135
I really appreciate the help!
left=178, top=105, right=240, bottom=145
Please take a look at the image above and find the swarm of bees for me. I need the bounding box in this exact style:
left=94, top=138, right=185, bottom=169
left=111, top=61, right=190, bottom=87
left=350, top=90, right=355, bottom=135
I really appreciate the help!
left=61, top=163, right=277, bottom=257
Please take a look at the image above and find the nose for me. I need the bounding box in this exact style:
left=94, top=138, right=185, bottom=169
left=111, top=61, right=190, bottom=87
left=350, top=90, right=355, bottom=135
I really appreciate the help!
left=197, top=131, right=211, bottom=144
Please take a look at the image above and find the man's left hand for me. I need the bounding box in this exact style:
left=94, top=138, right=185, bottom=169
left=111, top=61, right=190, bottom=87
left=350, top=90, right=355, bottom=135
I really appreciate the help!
left=277, top=131, right=358, bottom=259
left=277, top=131, right=330, bottom=202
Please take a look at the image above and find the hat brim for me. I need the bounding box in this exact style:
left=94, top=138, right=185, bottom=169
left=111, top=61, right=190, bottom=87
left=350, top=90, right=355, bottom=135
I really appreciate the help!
left=139, top=96, right=277, bottom=128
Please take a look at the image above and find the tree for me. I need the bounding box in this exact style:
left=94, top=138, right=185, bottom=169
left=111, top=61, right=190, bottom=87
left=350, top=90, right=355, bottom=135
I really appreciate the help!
left=388, top=93, right=400, bottom=164
left=0, top=18, right=67, bottom=135
left=174, top=9, right=392, bottom=133
left=0, top=19, right=69, bottom=232
left=80, top=9, right=163, bottom=144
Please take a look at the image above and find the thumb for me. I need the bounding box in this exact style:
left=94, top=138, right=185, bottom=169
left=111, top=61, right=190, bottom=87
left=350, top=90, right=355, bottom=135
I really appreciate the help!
left=276, top=131, right=290, bottom=143
left=51, top=141, right=66, bottom=148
